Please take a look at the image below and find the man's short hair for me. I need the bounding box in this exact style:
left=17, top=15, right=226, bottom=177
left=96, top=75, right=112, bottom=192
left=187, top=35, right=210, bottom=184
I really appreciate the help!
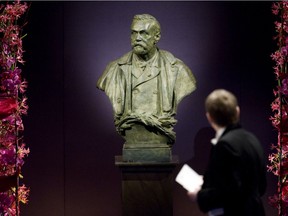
left=205, top=89, right=239, bottom=126
left=132, top=14, right=161, bottom=34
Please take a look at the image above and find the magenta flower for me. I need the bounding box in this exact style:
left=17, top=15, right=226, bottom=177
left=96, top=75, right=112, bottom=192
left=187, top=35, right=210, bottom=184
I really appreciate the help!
left=281, top=78, right=288, bottom=95
left=0, top=193, right=14, bottom=212
left=0, top=1, right=29, bottom=214
left=0, top=147, right=16, bottom=165
left=5, top=56, right=15, bottom=68
left=272, top=2, right=281, bottom=15
left=1, top=68, right=22, bottom=93
left=269, top=1, right=288, bottom=215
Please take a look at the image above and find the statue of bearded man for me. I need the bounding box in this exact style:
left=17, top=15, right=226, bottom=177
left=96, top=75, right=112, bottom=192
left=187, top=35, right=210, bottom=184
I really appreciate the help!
left=97, top=14, right=196, bottom=162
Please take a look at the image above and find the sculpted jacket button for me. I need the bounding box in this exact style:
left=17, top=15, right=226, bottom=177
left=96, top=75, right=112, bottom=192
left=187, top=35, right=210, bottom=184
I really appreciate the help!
left=172, top=66, right=177, bottom=73
left=117, top=98, right=121, bottom=103
left=133, top=88, right=139, bottom=94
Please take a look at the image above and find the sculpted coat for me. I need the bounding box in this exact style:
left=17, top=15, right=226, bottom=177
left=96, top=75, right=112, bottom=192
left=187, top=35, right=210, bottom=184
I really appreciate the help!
left=97, top=49, right=196, bottom=144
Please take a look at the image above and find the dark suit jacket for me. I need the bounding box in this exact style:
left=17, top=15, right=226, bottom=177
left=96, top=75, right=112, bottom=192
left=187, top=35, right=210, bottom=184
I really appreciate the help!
left=197, top=124, right=266, bottom=216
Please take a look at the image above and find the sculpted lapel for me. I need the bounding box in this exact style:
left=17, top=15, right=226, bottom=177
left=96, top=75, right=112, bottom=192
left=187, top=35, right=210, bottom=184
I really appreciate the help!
left=132, top=64, right=160, bottom=89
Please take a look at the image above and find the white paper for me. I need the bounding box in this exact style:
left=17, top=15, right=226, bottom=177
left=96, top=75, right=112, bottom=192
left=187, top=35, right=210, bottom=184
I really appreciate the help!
left=175, top=164, right=203, bottom=192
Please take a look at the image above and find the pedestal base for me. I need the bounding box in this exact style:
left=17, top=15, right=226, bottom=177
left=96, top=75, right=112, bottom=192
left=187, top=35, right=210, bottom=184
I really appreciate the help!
left=115, top=155, right=179, bottom=216
left=122, top=145, right=171, bottom=162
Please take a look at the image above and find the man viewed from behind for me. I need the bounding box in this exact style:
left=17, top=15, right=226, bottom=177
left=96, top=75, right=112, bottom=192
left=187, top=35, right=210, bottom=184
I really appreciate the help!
left=188, top=89, right=266, bottom=216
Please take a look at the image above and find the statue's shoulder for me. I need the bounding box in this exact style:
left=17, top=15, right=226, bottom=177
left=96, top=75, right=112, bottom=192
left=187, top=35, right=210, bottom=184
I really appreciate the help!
left=116, top=51, right=133, bottom=65
left=159, top=50, right=176, bottom=64
left=159, top=49, right=186, bottom=67
left=105, top=51, right=133, bottom=70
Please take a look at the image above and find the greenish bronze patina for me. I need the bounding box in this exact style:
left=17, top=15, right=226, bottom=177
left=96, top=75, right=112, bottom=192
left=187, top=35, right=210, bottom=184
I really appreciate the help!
left=97, top=14, right=196, bottom=162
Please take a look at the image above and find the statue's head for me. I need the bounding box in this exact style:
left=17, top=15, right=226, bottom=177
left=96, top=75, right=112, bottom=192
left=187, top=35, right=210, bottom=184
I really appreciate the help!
left=130, top=14, right=161, bottom=58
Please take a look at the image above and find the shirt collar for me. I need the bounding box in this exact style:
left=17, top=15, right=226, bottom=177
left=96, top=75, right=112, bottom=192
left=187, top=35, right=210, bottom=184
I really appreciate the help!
left=133, top=50, right=159, bottom=68
left=211, top=127, right=226, bottom=145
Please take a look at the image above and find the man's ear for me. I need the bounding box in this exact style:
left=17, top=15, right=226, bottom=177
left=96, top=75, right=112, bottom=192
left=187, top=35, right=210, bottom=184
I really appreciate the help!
left=206, top=112, right=212, bottom=124
left=206, top=112, right=218, bottom=131
left=236, top=106, right=240, bottom=117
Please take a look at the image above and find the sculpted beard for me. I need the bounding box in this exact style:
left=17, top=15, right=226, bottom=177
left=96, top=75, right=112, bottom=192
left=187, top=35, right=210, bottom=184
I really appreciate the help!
left=132, top=43, right=148, bottom=55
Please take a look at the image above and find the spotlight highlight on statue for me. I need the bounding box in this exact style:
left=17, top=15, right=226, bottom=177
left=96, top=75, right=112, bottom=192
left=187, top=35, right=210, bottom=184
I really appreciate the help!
left=97, top=14, right=196, bottom=162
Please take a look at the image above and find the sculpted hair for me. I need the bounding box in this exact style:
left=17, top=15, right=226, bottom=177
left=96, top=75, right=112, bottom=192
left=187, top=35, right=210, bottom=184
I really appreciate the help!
left=132, top=14, right=161, bottom=34
left=205, top=89, right=239, bottom=126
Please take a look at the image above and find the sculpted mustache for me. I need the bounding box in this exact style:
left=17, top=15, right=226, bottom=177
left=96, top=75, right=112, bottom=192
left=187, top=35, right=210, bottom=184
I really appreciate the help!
left=132, top=43, right=145, bottom=47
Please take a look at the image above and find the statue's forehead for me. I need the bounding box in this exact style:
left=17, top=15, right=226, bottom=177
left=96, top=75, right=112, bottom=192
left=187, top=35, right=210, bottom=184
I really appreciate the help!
left=131, top=20, right=153, bottom=31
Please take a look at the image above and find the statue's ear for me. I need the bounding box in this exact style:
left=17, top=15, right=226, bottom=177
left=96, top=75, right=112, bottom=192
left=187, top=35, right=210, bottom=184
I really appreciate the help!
left=154, top=32, right=161, bottom=43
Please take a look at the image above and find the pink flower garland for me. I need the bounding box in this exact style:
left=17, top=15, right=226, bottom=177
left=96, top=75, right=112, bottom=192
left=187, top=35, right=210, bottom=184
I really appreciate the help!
left=268, top=1, right=288, bottom=215
left=0, top=1, right=29, bottom=215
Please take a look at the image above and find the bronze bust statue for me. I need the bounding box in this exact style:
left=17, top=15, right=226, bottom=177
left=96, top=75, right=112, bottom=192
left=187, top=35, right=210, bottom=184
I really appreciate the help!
left=97, top=14, right=196, bottom=162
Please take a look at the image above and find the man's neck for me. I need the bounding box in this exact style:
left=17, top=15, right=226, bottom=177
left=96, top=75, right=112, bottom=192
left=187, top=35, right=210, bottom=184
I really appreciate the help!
left=211, top=126, right=226, bottom=145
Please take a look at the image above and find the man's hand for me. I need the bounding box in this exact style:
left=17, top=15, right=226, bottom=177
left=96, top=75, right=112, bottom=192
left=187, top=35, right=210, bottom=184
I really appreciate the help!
left=187, top=178, right=202, bottom=202
left=187, top=190, right=199, bottom=202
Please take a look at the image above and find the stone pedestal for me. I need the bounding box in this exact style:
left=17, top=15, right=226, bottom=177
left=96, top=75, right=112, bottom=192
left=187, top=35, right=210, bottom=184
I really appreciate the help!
left=115, top=155, right=179, bottom=216
left=122, top=124, right=172, bottom=162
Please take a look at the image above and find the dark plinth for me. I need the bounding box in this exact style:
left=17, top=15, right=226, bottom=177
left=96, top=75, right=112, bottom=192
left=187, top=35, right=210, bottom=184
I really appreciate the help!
left=115, top=155, right=179, bottom=216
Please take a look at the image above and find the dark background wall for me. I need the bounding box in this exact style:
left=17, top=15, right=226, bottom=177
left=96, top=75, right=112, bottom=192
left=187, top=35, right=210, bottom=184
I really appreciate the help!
left=20, top=1, right=277, bottom=216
